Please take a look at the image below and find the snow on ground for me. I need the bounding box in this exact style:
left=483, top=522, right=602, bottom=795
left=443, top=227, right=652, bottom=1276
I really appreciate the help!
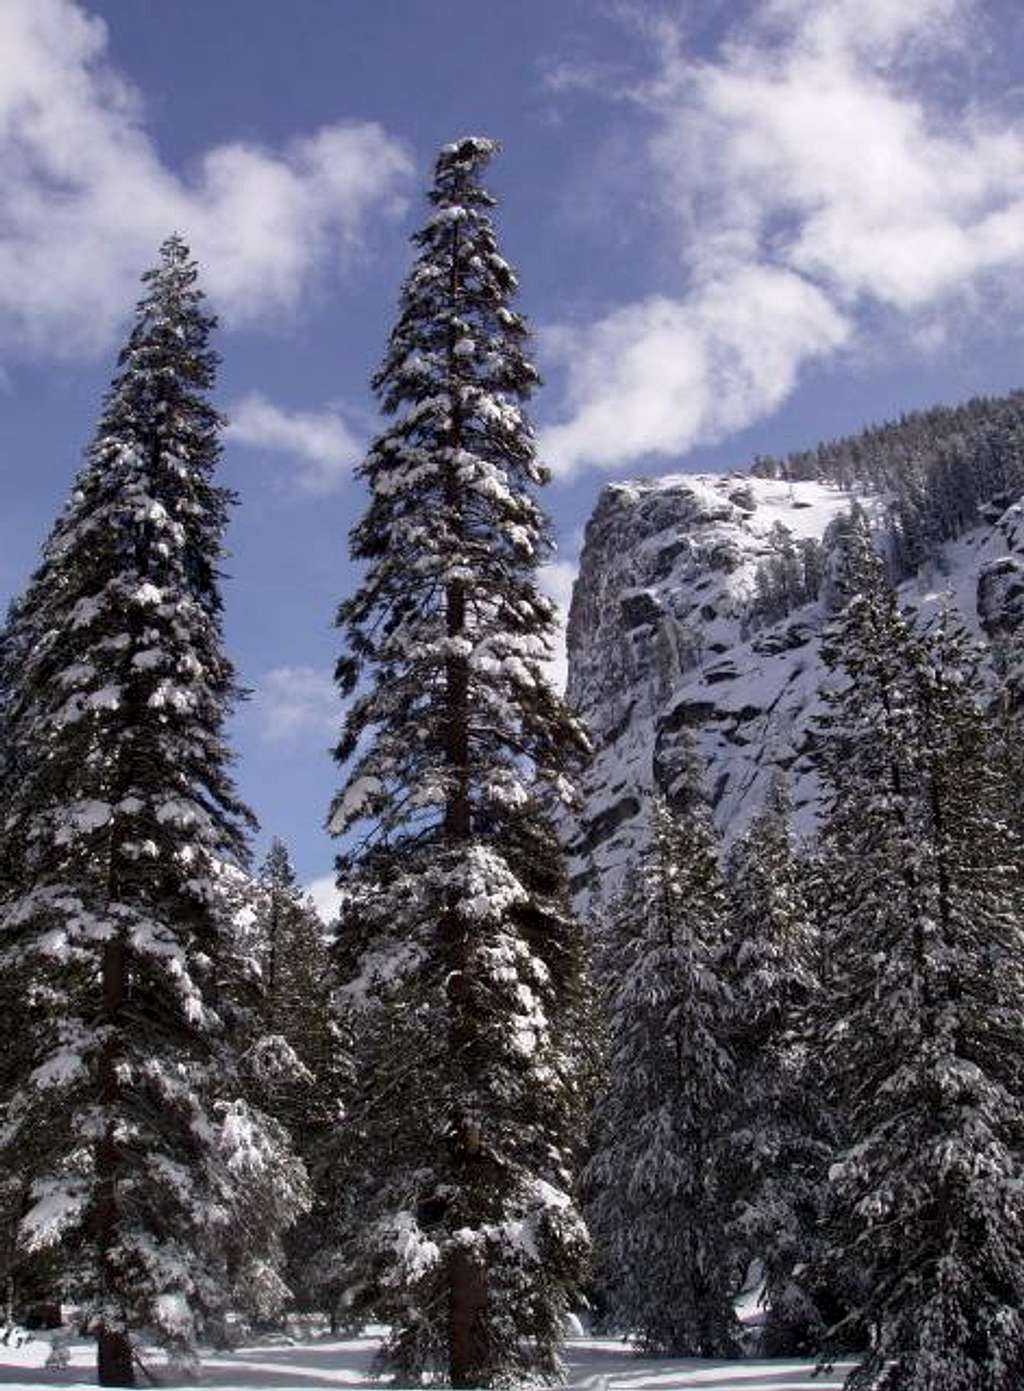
left=0, top=1332, right=853, bottom=1390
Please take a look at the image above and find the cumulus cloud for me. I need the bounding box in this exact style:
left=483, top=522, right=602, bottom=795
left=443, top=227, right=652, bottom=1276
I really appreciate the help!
left=227, top=394, right=362, bottom=494
left=542, top=274, right=849, bottom=477
left=256, top=666, right=339, bottom=743
left=541, top=0, right=1024, bottom=477
left=0, top=0, right=412, bottom=358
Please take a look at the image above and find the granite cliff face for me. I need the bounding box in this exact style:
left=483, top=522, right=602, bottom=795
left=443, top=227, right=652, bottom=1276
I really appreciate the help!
left=564, top=472, right=1024, bottom=905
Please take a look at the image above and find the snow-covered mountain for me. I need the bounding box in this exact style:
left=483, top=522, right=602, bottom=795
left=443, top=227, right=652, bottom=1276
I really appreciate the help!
left=565, top=470, right=1024, bottom=905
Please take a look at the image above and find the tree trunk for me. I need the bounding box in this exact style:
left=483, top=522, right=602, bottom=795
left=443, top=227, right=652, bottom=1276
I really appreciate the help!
left=449, top=1245, right=487, bottom=1389
left=96, top=935, right=131, bottom=1386
left=441, top=206, right=489, bottom=1387
left=97, top=1326, right=135, bottom=1387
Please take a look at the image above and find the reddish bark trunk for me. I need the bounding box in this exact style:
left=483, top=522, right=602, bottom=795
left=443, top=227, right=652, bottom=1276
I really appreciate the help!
left=97, top=1327, right=134, bottom=1387
left=96, top=936, right=131, bottom=1386
left=448, top=1245, right=488, bottom=1389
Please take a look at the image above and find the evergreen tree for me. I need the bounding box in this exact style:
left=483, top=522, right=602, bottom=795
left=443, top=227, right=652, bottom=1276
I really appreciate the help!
left=819, top=502, right=872, bottom=613
left=724, top=777, right=832, bottom=1355
left=245, top=840, right=342, bottom=1119
left=813, top=525, right=1024, bottom=1390
left=0, top=601, right=28, bottom=899
left=989, top=683, right=1024, bottom=849
left=0, top=609, right=44, bottom=1328
left=0, top=238, right=300, bottom=1385
left=586, top=794, right=738, bottom=1357
left=240, top=839, right=347, bottom=1323
left=329, top=138, right=590, bottom=1387
left=752, top=523, right=821, bottom=625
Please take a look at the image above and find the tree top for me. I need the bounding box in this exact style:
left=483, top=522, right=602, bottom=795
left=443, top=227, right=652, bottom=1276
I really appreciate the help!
left=431, top=137, right=501, bottom=204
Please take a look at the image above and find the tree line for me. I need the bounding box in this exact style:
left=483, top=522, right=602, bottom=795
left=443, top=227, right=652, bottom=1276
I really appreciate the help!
left=751, top=388, right=1024, bottom=595
left=1, top=136, right=1023, bottom=1391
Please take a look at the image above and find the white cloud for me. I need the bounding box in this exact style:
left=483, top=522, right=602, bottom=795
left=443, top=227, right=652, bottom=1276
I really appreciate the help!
left=227, top=394, right=362, bottom=494
left=541, top=0, right=1024, bottom=477
left=542, top=274, right=849, bottom=477
left=305, top=873, right=345, bottom=926
left=537, top=557, right=579, bottom=694
left=0, top=0, right=413, bottom=358
left=257, top=666, right=339, bottom=743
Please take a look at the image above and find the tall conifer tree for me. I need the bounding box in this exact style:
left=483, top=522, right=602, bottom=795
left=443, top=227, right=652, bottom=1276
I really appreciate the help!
left=724, top=777, right=832, bottom=1354
left=813, top=521, right=1024, bottom=1390
left=586, top=794, right=738, bottom=1357
left=0, top=238, right=292, bottom=1385
left=329, top=139, right=590, bottom=1387
left=240, top=839, right=345, bottom=1321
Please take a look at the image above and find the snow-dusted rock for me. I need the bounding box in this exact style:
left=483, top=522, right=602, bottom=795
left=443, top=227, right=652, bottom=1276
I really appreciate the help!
left=565, top=472, right=1024, bottom=907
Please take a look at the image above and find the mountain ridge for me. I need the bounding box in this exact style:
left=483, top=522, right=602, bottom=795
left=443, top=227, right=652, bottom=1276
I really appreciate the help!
left=565, top=389, right=1024, bottom=907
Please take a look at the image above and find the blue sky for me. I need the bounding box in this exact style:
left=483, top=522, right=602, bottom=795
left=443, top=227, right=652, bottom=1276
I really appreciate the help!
left=4, top=0, right=1024, bottom=911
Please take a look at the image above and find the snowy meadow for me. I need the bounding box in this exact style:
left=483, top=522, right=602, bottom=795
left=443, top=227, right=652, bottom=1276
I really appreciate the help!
left=0, top=1331, right=852, bottom=1390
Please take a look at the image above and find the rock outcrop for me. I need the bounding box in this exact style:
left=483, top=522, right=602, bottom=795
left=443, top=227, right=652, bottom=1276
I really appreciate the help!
left=565, top=472, right=1024, bottom=906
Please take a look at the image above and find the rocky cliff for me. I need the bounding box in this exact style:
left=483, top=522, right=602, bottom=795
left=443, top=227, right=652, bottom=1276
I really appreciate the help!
left=565, top=471, right=1024, bottom=905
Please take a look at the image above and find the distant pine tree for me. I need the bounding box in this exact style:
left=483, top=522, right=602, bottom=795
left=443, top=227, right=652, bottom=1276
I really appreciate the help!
left=329, top=139, right=590, bottom=1388
left=239, top=839, right=346, bottom=1323
left=751, top=388, right=1024, bottom=581
left=245, top=841, right=344, bottom=1133
left=0, top=239, right=301, bottom=1385
left=586, top=792, right=738, bottom=1357
left=813, top=523, right=1024, bottom=1390
left=723, top=776, right=833, bottom=1355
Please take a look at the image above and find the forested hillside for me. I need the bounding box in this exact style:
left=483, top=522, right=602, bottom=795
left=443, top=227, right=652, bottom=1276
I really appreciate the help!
left=752, top=389, right=1024, bottom=579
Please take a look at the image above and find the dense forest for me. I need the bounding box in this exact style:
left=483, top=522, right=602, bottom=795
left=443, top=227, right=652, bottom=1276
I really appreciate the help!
left=748, top=390, right=1024, bottom=633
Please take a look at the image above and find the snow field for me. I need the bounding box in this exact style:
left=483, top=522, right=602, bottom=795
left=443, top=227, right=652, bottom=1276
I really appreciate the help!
left=0, top=1333, right=852, bottom=1389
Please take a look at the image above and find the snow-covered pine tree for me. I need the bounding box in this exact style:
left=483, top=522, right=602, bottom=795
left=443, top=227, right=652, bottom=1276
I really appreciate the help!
left=329, top=138, right=590, bottom=1388
left=0, top=604, right=44, bottom=1326
left=0, top=237, right=300, bottom=1385
left=819, top=501, right=875, bottom=613
left=988, top=632, right=1024, bottom=849
left=813, top=522, right=1024, bottom=1390
left=240, top=839, right=347, bottom=1322
left=0, top=596, right=35, bottom=910
left=586, top=792, right=738, bottom=1357
left=723, top=776, right=833, bottom=1355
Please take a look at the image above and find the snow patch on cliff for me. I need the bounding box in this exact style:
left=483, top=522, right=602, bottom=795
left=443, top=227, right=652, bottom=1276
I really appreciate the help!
left=566, top=471, right=1024, bottom=908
